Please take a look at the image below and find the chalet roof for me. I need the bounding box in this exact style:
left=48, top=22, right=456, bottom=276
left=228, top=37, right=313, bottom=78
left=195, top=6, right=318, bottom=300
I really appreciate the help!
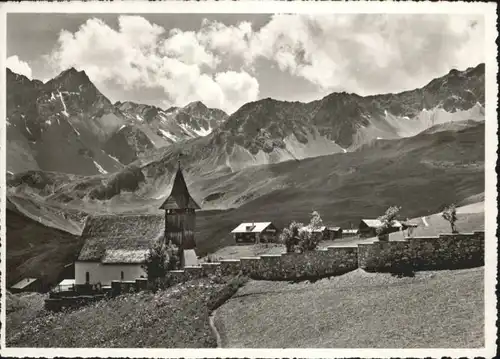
left=159, top=164, right=200, bottom=210
left=11, top=278, right=38, bottom=290
left=58, top=279, right=75, bottom=287
left=400, top=221, right=419, bottom=228
left=300, top=226, right=327, bottom=233
left=78, top=214, right=165, bottom=262
left=231, top=222, right=273, bottom=233
left=360, top=219, right=403, bottom=228
left=343, top=229, right=359, bottom=233
left=327, top=226, right=342, bottom=231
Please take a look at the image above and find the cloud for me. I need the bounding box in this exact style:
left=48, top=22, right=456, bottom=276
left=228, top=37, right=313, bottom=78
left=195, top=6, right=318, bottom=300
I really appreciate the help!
left=47, top=16, right=259, bottom=113
left=6, top=55, right=33, bottom=79
left=208, top=13, right=485, bottom=95
left=46, top=14, right=484, bottom=113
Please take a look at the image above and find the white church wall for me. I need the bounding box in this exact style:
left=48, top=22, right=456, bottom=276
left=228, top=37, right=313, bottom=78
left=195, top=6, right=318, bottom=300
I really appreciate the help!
left=75, top=261, right=147, bottom=286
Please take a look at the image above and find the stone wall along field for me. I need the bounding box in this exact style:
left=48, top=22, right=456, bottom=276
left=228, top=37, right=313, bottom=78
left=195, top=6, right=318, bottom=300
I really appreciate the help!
left=358, top=231, right=485, bottom=272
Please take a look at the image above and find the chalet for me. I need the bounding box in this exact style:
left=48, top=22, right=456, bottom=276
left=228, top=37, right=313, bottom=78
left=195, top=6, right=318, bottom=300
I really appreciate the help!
left=324, top=226, right=343, bottom=240
left=358, top=219, right=403, bottom=238
left=74, top=161, right=200, bottom=288
left=231, top=222, right=279, bottom=244
left=10, top=278, right=41, bottom=293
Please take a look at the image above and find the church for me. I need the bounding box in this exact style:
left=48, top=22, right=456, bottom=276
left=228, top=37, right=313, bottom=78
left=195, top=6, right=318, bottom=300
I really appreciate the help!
left=74, top=162, right=200, bottom=289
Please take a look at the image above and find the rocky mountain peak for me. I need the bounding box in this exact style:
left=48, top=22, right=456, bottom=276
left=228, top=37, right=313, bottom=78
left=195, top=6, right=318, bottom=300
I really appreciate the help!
left=183, top=101, right=210, bottom=115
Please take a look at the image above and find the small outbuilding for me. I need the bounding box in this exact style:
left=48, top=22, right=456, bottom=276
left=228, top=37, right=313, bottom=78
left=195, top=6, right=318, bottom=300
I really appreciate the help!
left=10, top=278, right=41, bottom=293
left=54, top=279, right=76, bottom=292
left=324, top=226, right=343, bottom=240
left=231, top=222, right=279, bottom=244
left=358, top=219, right=403, bottom=238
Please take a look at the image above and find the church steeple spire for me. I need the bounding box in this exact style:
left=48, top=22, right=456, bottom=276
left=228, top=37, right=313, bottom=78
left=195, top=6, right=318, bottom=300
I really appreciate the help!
left=159, top=161, right=200, bottom=210
left=160, top=159, right=200, bottom=255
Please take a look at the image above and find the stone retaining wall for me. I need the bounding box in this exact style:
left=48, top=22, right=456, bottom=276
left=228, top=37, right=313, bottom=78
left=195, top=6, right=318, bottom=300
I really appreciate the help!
left=358, top=231, right=485, bottom=272
left=74, top=231, right=485, bottom=298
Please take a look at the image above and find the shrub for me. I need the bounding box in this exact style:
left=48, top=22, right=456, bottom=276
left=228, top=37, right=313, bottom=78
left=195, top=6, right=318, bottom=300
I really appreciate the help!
left=442, top=204, right=458, bottom=233
left=376, top=205, right=402, bottom=240
left=280, top=221, right=303, bottom=253
left=142, top=240, right=179, bottom=291
left=309, top=210, right=324, bottom=229
left=296, top=229, right=321, bottom=253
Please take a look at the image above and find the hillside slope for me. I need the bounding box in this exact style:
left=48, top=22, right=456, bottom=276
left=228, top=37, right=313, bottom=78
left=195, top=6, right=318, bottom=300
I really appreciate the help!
left=6, top=206, right=85, bottom=290
left=215, top=268, right=483, bottom=348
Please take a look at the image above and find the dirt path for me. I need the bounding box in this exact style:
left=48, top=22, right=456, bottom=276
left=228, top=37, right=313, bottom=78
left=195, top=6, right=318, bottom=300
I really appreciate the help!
left=209, top=309, right=222, bottom=348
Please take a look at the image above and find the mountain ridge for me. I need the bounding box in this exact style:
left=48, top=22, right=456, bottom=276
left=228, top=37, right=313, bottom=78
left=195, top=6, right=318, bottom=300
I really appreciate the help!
left=6, top=67, right=230, bottom=175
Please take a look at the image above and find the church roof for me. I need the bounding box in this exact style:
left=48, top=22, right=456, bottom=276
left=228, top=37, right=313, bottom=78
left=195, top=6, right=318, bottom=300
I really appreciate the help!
left=159, top=163, right=201, bottom=210
left=78, top=214, right=164, bottom=262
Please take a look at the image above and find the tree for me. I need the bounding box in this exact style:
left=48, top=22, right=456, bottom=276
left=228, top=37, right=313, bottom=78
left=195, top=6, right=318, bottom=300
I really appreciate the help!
left=296, top=229, right=321, bottom=253
left=442, top=204, right=458, bottom=233
left=309, top=210, right=323, bottom=229
left=376, top=205, right=402, bottom=240
left=280, top=221, right=303, bottom=253
left=280, top=214, right=323, bottom=253
left=143, top=240, right=179, bottom=286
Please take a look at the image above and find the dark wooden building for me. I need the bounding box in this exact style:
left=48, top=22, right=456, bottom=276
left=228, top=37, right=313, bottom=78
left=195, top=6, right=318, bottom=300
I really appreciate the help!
left=358, top=219, right=403, bottom=238
left=325, top=226, right=343, bottom=240
left=160, top=162, right=201, bottom=251
left=231, top=222, right=279, bottom=244
left=10, top=277, right=41, bottom=293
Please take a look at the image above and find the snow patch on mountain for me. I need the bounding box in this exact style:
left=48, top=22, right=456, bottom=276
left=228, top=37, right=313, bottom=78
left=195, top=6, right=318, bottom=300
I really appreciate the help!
left=192, top=126, right=212, bottom=137
left=66, top=119, right=81, bottom=136
left=57, top=90, right=69, bottom=117
left=107, top=153, right=122, bottom=164
left=93, top=160, right=108, bottom=174
left=222, top=130, right=344, bottom=172
left=158, top=128, right=179, bottom=142
left=385, top=102, right=485, bottom=138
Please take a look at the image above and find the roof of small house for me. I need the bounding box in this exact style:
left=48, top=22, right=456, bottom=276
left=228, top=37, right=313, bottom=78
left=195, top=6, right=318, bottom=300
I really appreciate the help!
left=343, top=229, right=359, bottom=234
left=159, top=163, right=201, bottom=210
left=300, top=225, right=327, bottom=233
left=11, top=278, right=38, bottom=290
left=78, top=214, right=165, bottom=262
left=231, top=222, right=274, bottom=233
left=326, top=226, right=342, bottom=231
left=400, top=220, right=419, bottom=228
left=58, top=279, right=75, bottom=287
left=360, top=219, right=403, bottom=228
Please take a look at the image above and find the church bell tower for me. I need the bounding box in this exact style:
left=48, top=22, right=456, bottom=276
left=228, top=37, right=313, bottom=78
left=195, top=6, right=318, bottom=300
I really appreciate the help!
left=159, top=160, right=201, bottom=261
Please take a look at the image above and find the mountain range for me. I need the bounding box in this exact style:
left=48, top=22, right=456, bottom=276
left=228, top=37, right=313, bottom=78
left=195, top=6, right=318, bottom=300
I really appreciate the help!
left=6, top=63, right=485, bottom=206
left=6, top=67, right=228, bottom=175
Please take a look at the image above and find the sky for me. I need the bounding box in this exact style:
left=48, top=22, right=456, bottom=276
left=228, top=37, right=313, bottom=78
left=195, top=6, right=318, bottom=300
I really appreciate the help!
left=7, top=13, right=485, bottom=114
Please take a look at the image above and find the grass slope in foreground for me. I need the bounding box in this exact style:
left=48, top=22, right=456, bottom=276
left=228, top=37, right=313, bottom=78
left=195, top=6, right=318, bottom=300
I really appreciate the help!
left=7, top=276, right=245, bottom=348
left=215, top=267, right=484, bottom=348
